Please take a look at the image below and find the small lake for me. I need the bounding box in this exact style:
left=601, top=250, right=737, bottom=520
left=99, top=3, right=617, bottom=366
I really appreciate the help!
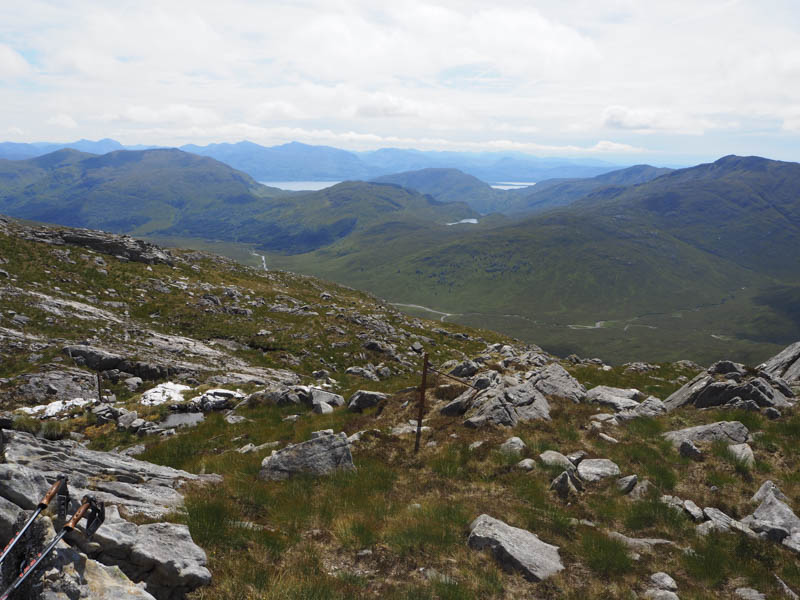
left=491, top=182, right=538, bottom=190
left=261, top=181, right=342, bottom=191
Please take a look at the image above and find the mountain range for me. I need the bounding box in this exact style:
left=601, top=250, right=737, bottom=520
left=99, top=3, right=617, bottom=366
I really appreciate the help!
left=0, top=146, right=797, bottom=364
left=0, top=138, right=624, bottom=183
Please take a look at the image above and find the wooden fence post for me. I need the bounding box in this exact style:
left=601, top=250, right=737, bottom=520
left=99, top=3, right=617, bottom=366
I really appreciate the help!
left=414, top=353, right=428, bottom=454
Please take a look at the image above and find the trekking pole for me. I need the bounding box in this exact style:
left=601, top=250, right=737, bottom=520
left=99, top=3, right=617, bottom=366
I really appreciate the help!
left=0, top=476, right=69, bottom=567
left=0, top=495, right=104, bottom=600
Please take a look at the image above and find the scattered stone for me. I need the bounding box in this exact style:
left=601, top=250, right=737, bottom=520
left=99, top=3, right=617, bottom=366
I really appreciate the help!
left=735, top=588, right=766, bottom=600
left=679, top=440, right=703, bottom=461
left=140, top=383, right=191, bottom=406
left=550, top=471, right=580, bottom=499
left=347, top=390, right=388, bottom=412
left=728, top=443, right=755, bottom=467
left=539, top=450, right=575, bottom=471
left=313, top=401, right=333, bottom=414
left=468, top=514, right=564, bottom=581
left=765, top=407, right=782, bottom=420
left=500, top=436, right=526, bottom=455
left=650, top=572, right=678, bottom=591
left=258, top=432, right=355, bottom=480
left=449, top=360, right=479, bottom=378
left=517, top=458, right=536, bottom=471
left=598, top=432, right=619, bottom=444
left=577, top=458, right=621, bottom=482
left=643, top=591, right=679, bottom=600
left=683, top=499, right=704, bottom=522
left=629, top=479, right=654, bottom=501
left=224, top=414, right=248, bottom=424
left=775, top=574, right=800, bottom=599
left=586, top=386, right=642, bottom=411
left=617, top=475, right=638, bottom=494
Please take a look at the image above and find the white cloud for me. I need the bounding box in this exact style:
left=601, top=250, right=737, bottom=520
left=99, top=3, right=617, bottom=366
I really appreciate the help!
left=0, top=44, right=31, bottom=77
left=46, top=114, right=78, bottom=129
left=0, top=0, right=799, bottom=161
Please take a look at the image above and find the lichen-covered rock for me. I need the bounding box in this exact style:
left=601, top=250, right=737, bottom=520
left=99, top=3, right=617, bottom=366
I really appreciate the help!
left=258, top=432, right=355, bottom=480
left=529, top=363, right=586, bottom=403
left=468, top=514, right=564, bottom=581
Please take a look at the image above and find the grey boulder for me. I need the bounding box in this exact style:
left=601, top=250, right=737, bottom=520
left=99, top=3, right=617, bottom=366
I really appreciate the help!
left=663, top=421, right=749, bottom=447
left=468, top=514, right=564, bottom=581
left=577, top=458, right=621, bottom=482
left=347, top=390, right=388, bottom=412
left=258, top=432, right=355, bottom=481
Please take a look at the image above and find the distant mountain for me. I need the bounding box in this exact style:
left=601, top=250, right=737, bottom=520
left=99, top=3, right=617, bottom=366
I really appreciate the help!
left=0, top=138, right=629, bottom=183
left=180, top=141, right=372, bottom=181
left=0, top=138, right=131, bottom=161
left=507, top=164, right=673, bottom=214
left=0, top=149, right=475, bottom=254
left=0, top=148, right=284, bottom=234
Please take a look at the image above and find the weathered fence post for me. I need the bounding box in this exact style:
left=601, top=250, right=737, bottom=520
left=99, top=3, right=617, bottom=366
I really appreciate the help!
left=414, top=353, right=429, bottom=454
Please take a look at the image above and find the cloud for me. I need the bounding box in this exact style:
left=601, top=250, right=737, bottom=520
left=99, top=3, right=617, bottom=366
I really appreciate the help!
left=0, top=44, right=31, bottom=77
left=46, top=114, right=78, bottom=129
left=1, top=1, right=799, bottom=162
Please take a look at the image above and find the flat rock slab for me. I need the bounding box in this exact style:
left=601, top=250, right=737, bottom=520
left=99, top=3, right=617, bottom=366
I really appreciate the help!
left=577, top=458, right=621, bottom=482
left=663, top=421, right=749, bottom=447
left=468, top=514, right=564, bottom=581
left=259, top=432, right=355, bottom=480
left=0, top=430, right=218, bottom=519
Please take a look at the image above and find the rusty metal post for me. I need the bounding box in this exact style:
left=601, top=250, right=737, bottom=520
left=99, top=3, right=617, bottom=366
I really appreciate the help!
left=414, top=353, right=428, bottom=454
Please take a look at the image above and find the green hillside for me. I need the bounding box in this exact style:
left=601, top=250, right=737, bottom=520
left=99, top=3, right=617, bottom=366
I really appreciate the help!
left=506, top=165, right=673, bottom=214
left=268, top=156, right=800, bottom=364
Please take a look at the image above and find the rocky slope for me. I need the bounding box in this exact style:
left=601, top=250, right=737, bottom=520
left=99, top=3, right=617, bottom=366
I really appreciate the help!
left=0, top=215, right=799, bottom=599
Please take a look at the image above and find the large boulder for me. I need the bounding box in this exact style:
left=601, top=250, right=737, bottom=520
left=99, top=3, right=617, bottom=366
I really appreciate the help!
left=662, top=421, right=749, bottom=447
left=258, top=432, right=355, bottom=481
left=347, top=390, right=388, bottom=412
left=468, top=514, right=564, bottom=581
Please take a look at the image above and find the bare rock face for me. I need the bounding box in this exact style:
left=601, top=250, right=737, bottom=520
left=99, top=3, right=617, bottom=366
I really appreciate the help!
left=529, top=363, right=586, bottom=403
left=258, top=432, right=355, bottom=481
left=468, top=514, right=564, bottom=581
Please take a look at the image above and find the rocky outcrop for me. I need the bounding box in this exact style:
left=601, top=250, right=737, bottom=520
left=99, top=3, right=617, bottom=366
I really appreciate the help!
left=758, top=341, right=800, bottom=385
left=468, top=514, right=564, bottom=581
left=528, top=363, right=586, bottom=403
left=22, top=226, right=173, bottom=265
left=63, top=345, right=181, bottom=381
left=0, top=430, right=219, bottom=519
left=664, top=362, right=795, bottom=412
left=258, top=432, right=355, bottom=481
left=0, top=431, right=213, bottom=599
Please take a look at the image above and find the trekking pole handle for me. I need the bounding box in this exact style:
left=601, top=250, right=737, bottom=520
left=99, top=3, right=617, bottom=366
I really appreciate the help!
left=66, top=500, right=91, bottom=530
left=39, top=477, right=65, bottom=509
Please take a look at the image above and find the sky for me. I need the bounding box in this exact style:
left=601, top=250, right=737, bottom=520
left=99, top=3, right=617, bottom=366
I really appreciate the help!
left=1, top=0, right=799, bottom=165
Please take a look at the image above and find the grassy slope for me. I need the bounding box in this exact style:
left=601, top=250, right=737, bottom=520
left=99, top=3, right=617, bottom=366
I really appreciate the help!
left=2, top=220, right=799, bottom=599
